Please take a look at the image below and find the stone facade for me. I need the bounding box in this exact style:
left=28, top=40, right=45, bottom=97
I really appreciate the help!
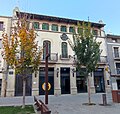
left=106, top=34, right=120, bottom=91
left=0, top=7, right=111, bottom=96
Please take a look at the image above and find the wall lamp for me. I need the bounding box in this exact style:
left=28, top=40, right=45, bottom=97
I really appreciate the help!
left=72, top=68, right=76, bottom=77
left=56, top=68, right=59, bottom=77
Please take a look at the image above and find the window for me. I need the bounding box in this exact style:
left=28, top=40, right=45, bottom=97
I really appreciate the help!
left=116, top=63, right=120, bottom=74
left=77, top=28, right=83, bottom=34
left=61, top=26, right=67, bottom=32
left=33, top=22, right=39, bottom=29
left=114, top=47, right=119, bottom=58
left=52, top=24, right=58, bottom=31
left=69, top=27, right=75, bottom=33
left=9, top=71, right=13, bottom=75
left=42, top=23, right=49, bottom=30
left=61, top=42, right=68, bottom=58
left=92, top=30, right=98, bottom=36
left=43, top=40, right=51, bottom=60
left=0, top=22, right=3, bottom=31
left=112, top=38, right=117, bottom=43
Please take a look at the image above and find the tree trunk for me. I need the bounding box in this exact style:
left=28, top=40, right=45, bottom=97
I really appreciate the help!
left=3, top=64, right=9, bottom=97
left=87, top=75, right=91, bottom=104
left=22, top=79, right=26, bottom=108
left=3, top=80, right=7, bottom=97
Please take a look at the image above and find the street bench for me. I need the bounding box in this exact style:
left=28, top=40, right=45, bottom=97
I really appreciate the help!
left=34, top=96, right=51, bottom=114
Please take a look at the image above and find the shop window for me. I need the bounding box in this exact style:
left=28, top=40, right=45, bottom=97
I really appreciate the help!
left=52, top=24, right=58, bottom=31
left=61, top=26, right=67, bottom=32
left=42, top=23, right=49, bottom=30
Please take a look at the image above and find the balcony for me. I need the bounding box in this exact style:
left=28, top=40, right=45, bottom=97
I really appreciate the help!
left=60, top=55, right=71, bottom=60
left=98, top=56, right=107, bottom=64
left=41, top=53, right=58, bottom=63
left=67, top=55, right=107, bottom=65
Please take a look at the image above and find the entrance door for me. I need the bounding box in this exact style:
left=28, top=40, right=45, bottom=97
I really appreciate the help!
left=117, top=80, right=120, bottom=89
left=94, top=76, right=105, bottom=93
left=39, top=67, right=54, bottom=95
left=15, top=74, right=32, bottom=96
left=61, top=68, right=70, bottom=94
left=76, top=77, right=87, bottom=93
left=94, top=68, right=105, bottom=93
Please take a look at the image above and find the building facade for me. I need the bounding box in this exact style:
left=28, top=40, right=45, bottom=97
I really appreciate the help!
left=106, top=34, right=120, bottom=90
left=0, top=16, right=12, bottom=96
left=0, top=8, right=111, bottom=96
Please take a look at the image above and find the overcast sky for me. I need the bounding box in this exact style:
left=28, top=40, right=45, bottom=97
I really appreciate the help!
left=0, top=0, right=120, bottom=35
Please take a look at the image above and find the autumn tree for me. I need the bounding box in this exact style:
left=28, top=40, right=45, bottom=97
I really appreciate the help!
left=68, top=22, right=101, bottom=104
left=2, top=16, right=42, bottom=108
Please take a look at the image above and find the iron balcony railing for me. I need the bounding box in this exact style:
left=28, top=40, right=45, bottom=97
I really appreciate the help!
left=59, top=55, right=71, bottom=60
left=41, top=53, right=58, bottom=62
left=62, top=55, right=107, bottom=64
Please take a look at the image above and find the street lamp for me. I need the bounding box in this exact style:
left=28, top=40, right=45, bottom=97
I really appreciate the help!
left=45, top=41, right=49, bottom=104
left=56, top=68, right=59, bottom=77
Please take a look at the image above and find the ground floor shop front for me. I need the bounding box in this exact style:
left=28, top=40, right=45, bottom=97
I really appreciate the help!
left=111, top=76, right=120, bottom=90
left=1, top=66, right=111, bottom=97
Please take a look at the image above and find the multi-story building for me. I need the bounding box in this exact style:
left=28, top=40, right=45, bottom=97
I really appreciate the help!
left=0, top=16, right=12, bottom=96
left=106, top=34, right=120, bottom=90
left=1, top=7, right=111, bottom=96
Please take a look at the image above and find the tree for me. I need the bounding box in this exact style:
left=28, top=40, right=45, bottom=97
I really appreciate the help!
left=2, top=16, right=42, bottom=108
left=68, top=22, right=101, bottom=104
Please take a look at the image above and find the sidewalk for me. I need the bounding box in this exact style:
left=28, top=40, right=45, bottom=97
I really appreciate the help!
left=0, top=93, right=120, bottom=114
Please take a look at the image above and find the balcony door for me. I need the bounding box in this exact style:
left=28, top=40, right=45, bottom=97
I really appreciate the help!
left=114, top=47, right=119, bottom=58
left=116, top=63, right=120, bottom=74
left=61, top=42, right=68, bottom=58
left=117, top=80, right=120, bottom=89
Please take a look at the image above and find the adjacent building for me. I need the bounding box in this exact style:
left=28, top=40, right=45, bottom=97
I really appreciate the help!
left=0, top=7, right=111, bottom=96
left=106, top=34, right=120, bottom=90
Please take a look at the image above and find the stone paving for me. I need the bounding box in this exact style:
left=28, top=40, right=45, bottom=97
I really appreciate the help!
left=0, top=93, right=120, bottom=114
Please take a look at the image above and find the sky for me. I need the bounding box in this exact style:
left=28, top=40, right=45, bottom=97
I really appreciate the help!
left=0, top=0, right=120, bottom=35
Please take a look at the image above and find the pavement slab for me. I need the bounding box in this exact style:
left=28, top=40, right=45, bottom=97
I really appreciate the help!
left=0, top=93, right=120, bottom=114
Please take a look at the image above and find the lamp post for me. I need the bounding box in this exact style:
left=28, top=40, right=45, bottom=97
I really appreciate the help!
left=45, top=42, right=49, bottom=104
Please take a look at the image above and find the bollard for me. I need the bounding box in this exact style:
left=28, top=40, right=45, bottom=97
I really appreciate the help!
left=102, top=94, right=107, bottom=105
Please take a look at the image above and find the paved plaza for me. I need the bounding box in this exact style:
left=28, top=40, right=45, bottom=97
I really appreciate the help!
left=0, top=93, right=120, bottom=114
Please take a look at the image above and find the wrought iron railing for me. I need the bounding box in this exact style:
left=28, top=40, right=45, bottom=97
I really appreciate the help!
left=59, top=55, right=71, bottom=60
left=41, top=53, right=58, bottom=62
